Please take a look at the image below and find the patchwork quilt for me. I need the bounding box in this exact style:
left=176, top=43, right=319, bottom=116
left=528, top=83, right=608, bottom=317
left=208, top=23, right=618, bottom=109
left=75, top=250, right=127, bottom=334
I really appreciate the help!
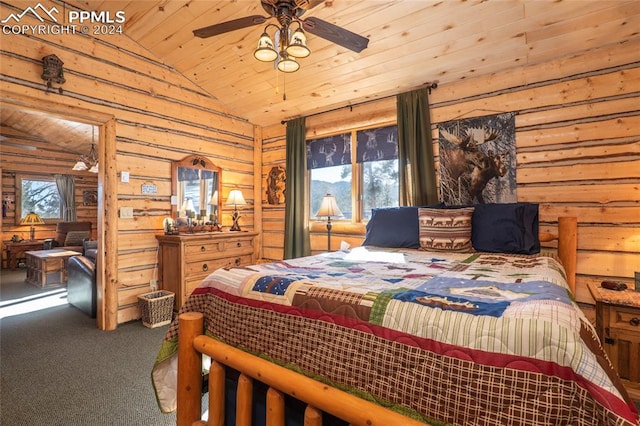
left=152, top=247, right=639, bottom=425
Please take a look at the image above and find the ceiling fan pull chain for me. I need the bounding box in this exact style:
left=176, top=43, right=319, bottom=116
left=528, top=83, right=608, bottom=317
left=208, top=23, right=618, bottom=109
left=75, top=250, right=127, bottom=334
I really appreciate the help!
left=283, top=72, right=287, bottom=101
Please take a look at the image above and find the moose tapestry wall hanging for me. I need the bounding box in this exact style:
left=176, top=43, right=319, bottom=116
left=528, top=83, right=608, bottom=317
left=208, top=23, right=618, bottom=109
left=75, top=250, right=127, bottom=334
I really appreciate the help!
left=438, top=112, right=517, bottom=205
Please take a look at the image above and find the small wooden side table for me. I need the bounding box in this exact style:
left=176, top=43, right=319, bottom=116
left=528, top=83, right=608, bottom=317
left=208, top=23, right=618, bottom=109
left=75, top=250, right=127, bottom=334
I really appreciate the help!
left=588, top=282, right=640, bottom=401
left=25, top=249, right=81, bottom=288
left=5, top=240, right=45, bottom=269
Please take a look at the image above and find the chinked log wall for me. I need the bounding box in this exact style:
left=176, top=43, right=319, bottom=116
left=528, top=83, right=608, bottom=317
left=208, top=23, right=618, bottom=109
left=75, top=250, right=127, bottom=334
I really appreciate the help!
left=0, top=0, right=258, bottom=330
left=261, top=39, right=640, bottom=306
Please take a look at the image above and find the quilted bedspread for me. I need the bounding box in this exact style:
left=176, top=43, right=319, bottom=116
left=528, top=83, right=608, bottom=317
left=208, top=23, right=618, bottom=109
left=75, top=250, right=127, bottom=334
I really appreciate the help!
left=152, top=247, right=639, bottom=425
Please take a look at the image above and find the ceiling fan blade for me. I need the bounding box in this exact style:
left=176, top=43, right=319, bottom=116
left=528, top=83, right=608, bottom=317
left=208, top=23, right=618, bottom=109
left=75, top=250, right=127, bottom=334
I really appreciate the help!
left=193, top=15, right=268, bottom=38
left=302, top=17, right=369, bottom=53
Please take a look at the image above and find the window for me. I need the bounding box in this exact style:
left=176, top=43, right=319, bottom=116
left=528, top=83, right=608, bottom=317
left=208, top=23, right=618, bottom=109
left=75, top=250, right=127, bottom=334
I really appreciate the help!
left=308, top=125, right=399, bottom=222
left=16, top=174, right=61, bottom=223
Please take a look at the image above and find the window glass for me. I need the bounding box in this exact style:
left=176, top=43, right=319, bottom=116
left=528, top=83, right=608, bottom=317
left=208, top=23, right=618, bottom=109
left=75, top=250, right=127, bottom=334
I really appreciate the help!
left=310, top=165, right=352, bottom=220
left=308, top=125, right=399, bottom=223
left=20, top=176, right=61, bottom=220
left=361, top=159, right=399, bottom=220
left=356, top=126, right=399, bottom=219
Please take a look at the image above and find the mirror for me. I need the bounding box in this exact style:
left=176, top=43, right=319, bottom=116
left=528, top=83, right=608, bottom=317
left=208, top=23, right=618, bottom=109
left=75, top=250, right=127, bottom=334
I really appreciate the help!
left=171, top=154, right=221, bottom=226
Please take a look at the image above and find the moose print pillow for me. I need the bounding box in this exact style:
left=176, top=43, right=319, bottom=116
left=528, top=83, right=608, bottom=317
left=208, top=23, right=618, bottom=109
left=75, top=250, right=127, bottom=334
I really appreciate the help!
left=418, top=207, right=475, bottom=252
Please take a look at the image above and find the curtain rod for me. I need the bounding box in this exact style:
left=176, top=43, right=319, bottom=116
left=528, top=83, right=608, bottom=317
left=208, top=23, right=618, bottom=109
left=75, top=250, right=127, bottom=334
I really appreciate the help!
left=280, top=82, right=438, bottom=125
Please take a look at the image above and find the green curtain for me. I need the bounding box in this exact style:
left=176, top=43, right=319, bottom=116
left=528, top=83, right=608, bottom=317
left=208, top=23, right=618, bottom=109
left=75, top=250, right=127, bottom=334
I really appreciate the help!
left=284, top=117, right=310, bottom=259
left=55, top=174, right=76, bottom=221
left=397, top=89, right=438, bottom=206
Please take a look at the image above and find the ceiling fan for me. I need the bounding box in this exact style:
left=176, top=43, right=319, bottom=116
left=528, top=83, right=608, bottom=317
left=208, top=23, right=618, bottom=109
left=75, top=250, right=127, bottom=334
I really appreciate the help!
left=193, top=0, right=369, bottom=55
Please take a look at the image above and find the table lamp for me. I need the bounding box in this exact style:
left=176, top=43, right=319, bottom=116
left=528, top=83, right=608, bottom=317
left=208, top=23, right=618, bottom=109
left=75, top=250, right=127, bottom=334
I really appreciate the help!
left=209, top=190, right=219, bottom=223
left=315, top=194, right=343, bottom=252
left=181, top=198, right=195, bottom=223
left=226, top=190, right=246, bottom=231
left=21, top=211, right=45, bottom=241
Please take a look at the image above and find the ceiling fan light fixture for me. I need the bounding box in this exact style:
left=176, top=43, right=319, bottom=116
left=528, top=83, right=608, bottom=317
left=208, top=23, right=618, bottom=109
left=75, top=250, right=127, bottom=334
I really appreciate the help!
left=72, top=127, right=99, bottom=173
left=254, top=31, right=278, bottom=62
left=72, top=160, right=88, bottom=171
left=286, top=26, right=310, bottom=58
left=277, top=52, right=300, bottom=73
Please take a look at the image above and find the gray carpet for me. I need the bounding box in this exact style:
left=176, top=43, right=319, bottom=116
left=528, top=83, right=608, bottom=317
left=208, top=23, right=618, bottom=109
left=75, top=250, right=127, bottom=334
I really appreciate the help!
left=0, top=269, right=177, bottom=425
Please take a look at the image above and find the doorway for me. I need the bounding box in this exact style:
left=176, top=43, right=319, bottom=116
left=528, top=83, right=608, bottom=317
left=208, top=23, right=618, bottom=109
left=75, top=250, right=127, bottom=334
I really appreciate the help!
left=0, top=95, right=111, bottom=329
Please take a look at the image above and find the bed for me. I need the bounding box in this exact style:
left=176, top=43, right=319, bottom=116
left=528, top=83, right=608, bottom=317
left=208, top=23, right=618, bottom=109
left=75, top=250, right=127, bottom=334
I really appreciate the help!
left=152, top=204, right=639, bottom=426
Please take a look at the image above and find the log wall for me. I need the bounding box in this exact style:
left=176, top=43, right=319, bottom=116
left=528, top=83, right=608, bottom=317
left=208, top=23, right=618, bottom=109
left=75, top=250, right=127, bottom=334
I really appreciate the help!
left=260, top=39, right=640, bottom=306
left=0, top=0, right=257, bottom=330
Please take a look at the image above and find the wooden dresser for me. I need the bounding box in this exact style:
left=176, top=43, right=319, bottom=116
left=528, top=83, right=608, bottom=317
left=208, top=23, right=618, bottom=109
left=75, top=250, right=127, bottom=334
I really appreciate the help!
left=156, top=231, right=259, bottom=311
left=588, top=282, right=640, bottom=401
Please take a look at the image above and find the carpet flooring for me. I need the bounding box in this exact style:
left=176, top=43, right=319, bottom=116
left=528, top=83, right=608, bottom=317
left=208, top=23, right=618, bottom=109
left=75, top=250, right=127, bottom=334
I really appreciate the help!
left=0, top=268, right=177, bottom=425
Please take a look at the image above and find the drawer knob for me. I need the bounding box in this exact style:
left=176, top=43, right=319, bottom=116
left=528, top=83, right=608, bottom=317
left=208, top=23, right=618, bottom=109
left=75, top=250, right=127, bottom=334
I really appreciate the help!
left=202, top=264, right=208, bottom=272
left=235, top=258, right=241, bottom=266
left=237, top=242, right=241, bottom=247
left=200, top=246, right=206, bottom=252
left=630, top=317, right=640, bottom=327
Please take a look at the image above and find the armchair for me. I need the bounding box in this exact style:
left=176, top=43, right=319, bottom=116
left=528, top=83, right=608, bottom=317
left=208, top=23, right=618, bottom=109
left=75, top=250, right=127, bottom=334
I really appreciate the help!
left=67, top=240, right=97, bottom=318
left=44, top=221, right=92, bottom=252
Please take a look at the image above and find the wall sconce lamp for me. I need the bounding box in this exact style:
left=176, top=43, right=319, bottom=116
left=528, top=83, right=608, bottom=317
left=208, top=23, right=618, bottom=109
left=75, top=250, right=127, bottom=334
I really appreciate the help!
left=20, top=211, right=45, bottom=241
left=226, top=190, right=247, bottom=231
left=315, top=194, right=343, bottom=252
left=41, top=54, right=66, bottom=93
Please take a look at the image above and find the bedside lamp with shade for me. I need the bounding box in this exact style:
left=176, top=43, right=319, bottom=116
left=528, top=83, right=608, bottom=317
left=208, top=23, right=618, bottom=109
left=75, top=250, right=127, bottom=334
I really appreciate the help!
left=21, top=211, right=45, bottom=241
left=315, top=194, right=343, bottom=252
left=226, top=189, right=246, bottom=231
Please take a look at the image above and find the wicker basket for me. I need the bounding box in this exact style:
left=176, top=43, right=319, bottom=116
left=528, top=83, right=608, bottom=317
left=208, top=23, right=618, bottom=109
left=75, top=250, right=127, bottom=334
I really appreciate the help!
left=137, top=290, right=175, bottom=328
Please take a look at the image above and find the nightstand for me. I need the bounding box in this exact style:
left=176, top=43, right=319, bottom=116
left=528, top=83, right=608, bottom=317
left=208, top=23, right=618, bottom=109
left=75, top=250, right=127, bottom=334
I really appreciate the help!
left=588, top=282, right=640, bottom=401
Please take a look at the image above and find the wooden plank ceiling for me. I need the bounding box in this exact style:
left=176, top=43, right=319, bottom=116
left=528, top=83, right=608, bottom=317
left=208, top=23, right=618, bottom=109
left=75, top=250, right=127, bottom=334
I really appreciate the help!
left=72, top=0, right=639, bottom=127
left=3, top=0, right=640, bottom=152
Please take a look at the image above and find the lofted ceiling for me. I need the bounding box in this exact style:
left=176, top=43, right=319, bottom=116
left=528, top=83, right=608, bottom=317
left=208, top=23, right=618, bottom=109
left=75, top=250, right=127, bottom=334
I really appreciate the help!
left=2, top=0, right=639, bottom=153
left=68, top=0, right=639, bottom=127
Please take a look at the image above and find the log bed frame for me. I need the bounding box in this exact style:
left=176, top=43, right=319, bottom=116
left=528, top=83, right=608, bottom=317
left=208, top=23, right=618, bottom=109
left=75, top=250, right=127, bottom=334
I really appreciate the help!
left=176, top=216, right=578, bottom=426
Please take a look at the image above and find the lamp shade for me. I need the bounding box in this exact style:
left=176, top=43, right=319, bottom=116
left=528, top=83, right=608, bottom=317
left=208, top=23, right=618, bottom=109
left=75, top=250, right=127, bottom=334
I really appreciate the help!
left=226, top=190, right=247, bottom=207
left=20, top=211, right=45, bottom=225
left=209, top=190, right=219, bottom=206
left=277, top=52, right=300, bottom=73
left=286, top=27, right=310, bottom=58
left=72, top=160, right=88, bottom=171
left=315, top=194, right=343, bottom=218
left=181, top=198, right=195, bottom=212
left=254, top=31, right=278, bottom=62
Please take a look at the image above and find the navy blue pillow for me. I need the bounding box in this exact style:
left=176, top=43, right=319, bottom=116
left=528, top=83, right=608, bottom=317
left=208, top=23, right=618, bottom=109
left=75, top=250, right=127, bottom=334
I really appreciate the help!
left=363, top=205, right=444, bottom=248
left=471, top=203, right=540, bottom=254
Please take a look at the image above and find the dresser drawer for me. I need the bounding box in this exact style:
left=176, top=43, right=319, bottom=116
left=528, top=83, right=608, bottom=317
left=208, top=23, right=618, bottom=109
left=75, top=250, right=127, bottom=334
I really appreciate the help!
left=185, top=241, right=224, bottom=259
left=185, top=254, right=254, bottom=277
left=608, top=305, right=640, bottom=333
left=186, top=277, right=206, bottom=298
left=185, top=237, right=254, bottom=260
left=221, top=237, right=255, bottom=256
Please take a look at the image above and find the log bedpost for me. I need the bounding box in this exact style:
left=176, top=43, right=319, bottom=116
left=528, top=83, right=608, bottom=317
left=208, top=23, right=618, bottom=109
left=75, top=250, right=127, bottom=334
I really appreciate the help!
left=558, top=216, right=578, bottom=296
left=177, top=312, right=204, bottom=426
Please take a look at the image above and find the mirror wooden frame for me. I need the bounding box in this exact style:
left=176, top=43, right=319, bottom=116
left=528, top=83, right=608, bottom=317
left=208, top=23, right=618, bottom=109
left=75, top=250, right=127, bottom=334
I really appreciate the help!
left=171, top=154, right=222, bottom=225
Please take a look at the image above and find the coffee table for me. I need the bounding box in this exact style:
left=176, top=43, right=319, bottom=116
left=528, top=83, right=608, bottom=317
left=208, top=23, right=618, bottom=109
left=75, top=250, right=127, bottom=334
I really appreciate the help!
left=25, top=249, right=81, bottom=288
